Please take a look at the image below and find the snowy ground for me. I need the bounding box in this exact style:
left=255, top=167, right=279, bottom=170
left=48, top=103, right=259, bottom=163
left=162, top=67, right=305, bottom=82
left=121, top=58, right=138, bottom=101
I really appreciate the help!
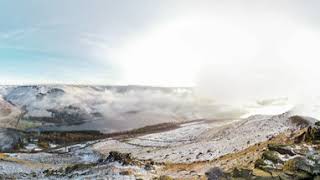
left=93, top=112, right=316, bottom=163
left=0, top=112, right=317, bottom=179
left=0, top=141, right=157, bottom=179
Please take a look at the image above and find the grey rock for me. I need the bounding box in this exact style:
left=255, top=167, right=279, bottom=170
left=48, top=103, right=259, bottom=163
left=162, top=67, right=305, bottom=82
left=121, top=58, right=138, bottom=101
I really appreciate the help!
left=206, top=167, right=229, bottom=180
left=268, top=144, right=295, bottom=156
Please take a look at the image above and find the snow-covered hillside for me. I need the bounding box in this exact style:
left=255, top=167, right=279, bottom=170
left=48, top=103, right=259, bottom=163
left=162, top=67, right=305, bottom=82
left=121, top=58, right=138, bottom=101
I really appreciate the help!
left=0, top=85, right=315, bottom=133
left=93, top=113, right=317, bottom=163
left=0, top=85, right=319, bottom=179
left=0, top=85, right=245, bottom=132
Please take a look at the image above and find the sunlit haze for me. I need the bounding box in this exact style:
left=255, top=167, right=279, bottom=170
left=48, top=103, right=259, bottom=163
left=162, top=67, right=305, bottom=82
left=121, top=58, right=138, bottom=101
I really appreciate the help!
left=1, top=0, right=320, bottom=114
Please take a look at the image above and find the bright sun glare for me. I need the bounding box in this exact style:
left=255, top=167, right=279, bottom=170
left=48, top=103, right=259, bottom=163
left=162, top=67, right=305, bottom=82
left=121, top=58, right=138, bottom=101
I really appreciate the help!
left=111, top=15, right=258, bottom=87
left=109, top=11, right=320, bottom=98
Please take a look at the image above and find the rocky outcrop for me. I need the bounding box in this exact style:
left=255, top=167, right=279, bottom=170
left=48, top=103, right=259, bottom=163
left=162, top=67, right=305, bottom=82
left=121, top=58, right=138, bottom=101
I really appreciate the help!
left=289, top=115, right=315, bottom=128
left=206, top=122, right=320, bottom=180
left=293, top=121, right=320, bottom=144
left=105, top=151, right=137, bottom=166
left=267, top=144, right=296, bottom=156
left=304, top=126, right=320, bottom=144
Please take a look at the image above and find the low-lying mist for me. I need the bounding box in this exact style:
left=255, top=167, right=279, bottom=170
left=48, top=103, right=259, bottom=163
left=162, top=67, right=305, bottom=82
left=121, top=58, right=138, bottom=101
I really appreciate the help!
left=194, top=55, right=320, bottom=119
left=2, top=86, right=246, bottom=132
left=2, top=78, right=319, bottom=133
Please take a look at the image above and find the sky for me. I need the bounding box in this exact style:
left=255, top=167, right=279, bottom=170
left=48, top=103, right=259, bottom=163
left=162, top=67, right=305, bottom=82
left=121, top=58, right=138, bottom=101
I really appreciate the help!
left=1, top=0, right=320, bottom=91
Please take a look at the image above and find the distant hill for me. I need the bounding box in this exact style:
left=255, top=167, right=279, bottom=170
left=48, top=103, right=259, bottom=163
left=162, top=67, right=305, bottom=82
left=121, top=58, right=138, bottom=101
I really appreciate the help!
left=0, top=85, right=222, bottom=132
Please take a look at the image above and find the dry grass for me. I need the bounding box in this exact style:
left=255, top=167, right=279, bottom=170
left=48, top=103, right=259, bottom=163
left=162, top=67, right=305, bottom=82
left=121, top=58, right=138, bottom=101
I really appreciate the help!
left=0, top=153, right=8, bottom=159
left=32, top=122, right=180, bottom=147
left=0, top=152, right=54, bottom=169
left=160, top=130, right=297, bottom=178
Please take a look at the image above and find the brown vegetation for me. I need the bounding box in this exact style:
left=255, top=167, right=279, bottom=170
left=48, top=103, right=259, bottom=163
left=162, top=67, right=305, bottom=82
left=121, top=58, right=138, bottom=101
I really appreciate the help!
left=161, top=129, right=296, bottom=179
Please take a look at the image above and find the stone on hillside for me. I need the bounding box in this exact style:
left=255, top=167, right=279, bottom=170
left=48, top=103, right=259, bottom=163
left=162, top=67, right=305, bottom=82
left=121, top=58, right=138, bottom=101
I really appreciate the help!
left=278, top=173, right=294, bottom=180
left=283, top=157, right=313, bottom=174
left=307, top=152, right=320, bottom=175
left=252, top=168, right=272, bottom=177
left=305, top=126, right=320, bottom=143
left=268, top=144, right=295, bottom=156
left=294, top=124, right=320, bottom=144
left=292, top=171, right=313, bottom=180
left=205, top=167, right=229, bottom=180
left=289, top=116, right=312, bottom=128
left=144, top=163, right=155, bottom=171
left=294, top=130, right=307, bottom=144
left=255, top=158, right=268, bottom=169
left=106, top=151, right=135, bottom=165
left=232, top=168, right=252, bottom=178
left=262, top=150, right=283, bottom=164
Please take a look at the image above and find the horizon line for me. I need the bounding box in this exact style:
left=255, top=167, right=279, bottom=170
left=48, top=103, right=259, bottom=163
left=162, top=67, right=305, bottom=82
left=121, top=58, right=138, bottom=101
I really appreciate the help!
left=0, top=83, right=194, bottom=89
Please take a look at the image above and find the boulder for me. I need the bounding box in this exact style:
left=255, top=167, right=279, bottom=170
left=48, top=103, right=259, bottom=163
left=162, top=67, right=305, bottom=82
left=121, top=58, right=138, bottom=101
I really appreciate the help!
left=283, top=157, right=314, bottom=174
left=255, top=159, right=268, bottom=168
left=106, top=151, right=135, bottom=165
left=252, top=168, right=272, bottom=177
left=262, top=151, right=283, bottom=164
left=305, top=126, right=320, bottom=143
left=267, top=144, right=295, bottom=156
left=293, top=124, right=320, bottom=144
left=232, top=168, right=252, bottom=178
left=205, top=167, right=229, bottom=180
left=289, top=116, right=313, bottom=128
left=144, top=163, right=155, bottom=171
